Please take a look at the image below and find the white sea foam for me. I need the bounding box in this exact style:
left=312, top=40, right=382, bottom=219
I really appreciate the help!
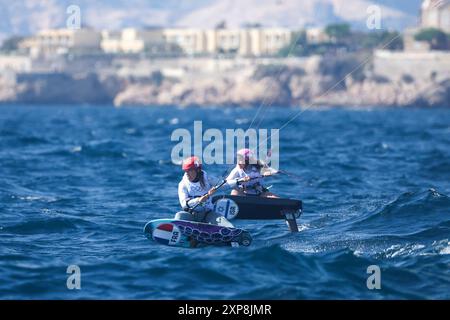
left=282, top=242, right=320, bottom=253
left=440, top=246, right=450, bottom=255
left=19, top=195, right=57, bottom=203
left=432, top=240, right=450, bottom=255
left=382, top=243, right=427, bottom=258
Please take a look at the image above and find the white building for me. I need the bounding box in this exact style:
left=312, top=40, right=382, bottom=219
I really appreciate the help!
left=162, top=28, right=207, bottom=55
left=421, top=0, right=450, bottom=32
left=258, top=28, right=293, bottom=55
left=173, top=27, right=292, bottom=56
left=101, top=28, right=164, bottom=54
left=20, top=28, right=101, bottom=57
left=0, top=54, right=32, bottom=72
left=305, top=28, right=329, bottom=44
left=100, top=27, right=293, bottom=57
left=100, top=30, right=122, bottom=53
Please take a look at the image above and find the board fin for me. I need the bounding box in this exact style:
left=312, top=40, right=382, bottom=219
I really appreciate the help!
left=282, top=210, right=299, bottom=232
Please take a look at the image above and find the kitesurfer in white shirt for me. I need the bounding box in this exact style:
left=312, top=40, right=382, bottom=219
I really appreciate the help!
left=175, top=156, right=234, bottom=227
left=226, top=149, right=278, bottom=198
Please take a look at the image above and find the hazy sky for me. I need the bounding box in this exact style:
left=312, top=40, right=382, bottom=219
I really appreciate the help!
left=0, top=0, right=424, bottom=41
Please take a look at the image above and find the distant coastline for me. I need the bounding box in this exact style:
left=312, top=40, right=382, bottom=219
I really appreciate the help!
left=1, top=0, right=449, bottom=108
left=1, top=53, right=449, bottom=108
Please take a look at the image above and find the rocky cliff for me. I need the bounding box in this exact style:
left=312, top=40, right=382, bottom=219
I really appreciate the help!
left=1, top=58, right=449, bottom=108
left=112, top=62, right=450, bottom=108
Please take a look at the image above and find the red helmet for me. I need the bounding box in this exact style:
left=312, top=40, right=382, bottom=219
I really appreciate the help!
left=182, top=156, right=201, bottom=171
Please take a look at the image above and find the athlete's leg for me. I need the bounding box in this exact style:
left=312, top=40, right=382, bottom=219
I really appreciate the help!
left=230, top=189, right=245, bottom=196
left=174, top=211, right=195, bottom=221
left=204, top=211, right=234, bottom=228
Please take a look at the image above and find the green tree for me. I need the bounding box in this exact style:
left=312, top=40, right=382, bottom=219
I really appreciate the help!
left=414, top=28, right=449, bottom=50
left=325, top=23, right=351, bottom=43
left=360, top=31, right=403, bottom=50
left=0, top=36, right=24, bottom=52
left=277, top=31, right=307, bottom=57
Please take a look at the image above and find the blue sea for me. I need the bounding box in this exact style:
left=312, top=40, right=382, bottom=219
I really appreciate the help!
left=0, top=105, right=449, bottom=299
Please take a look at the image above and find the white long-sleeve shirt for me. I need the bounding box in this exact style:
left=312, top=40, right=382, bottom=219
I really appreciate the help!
left=226, top=165, right=265, bottom=195
left=178, top=171, right=215, bottom=212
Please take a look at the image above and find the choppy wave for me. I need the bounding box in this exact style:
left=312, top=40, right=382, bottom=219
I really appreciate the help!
left=2, top=215, right=97, bottom=235
left=0, top=105, right=449, bottom=299
left=350, top=189, right=450, bottom=237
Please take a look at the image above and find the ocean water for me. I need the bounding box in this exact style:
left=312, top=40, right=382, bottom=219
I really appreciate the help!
left=0, top=105, right=449, bottom=299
